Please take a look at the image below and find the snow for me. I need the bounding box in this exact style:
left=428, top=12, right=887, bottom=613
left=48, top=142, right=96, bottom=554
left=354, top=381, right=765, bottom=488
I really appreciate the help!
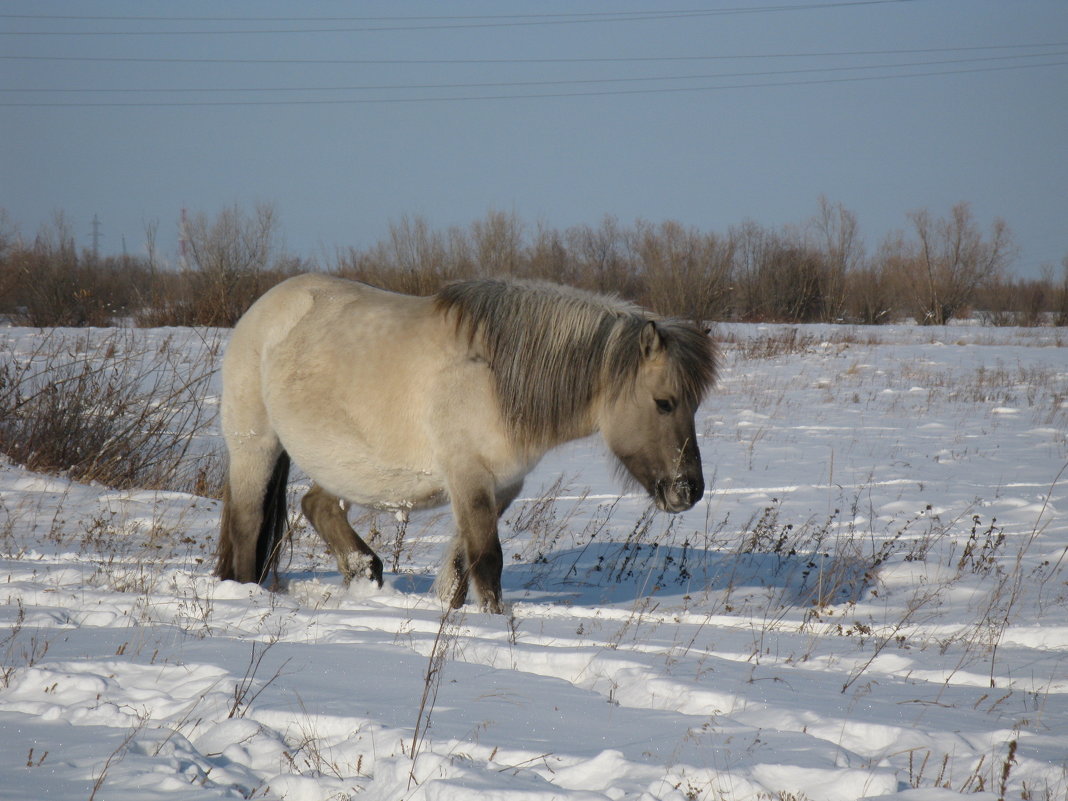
left=1, top=321, right=1065, bottom=800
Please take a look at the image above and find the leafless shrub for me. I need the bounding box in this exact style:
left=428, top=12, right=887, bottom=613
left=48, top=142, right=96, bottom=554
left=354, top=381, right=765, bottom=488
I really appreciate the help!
left=630, top=219, right=733, bottom=323
left=976, top=259, right=1068, bottom=326
left=807, top=196, right=862, bottom=321
left=137, top=203, right=296, bottom=327
left=1057, top=256, right=1068, bottom=327
left=229, top=638, right=288, bottom=719
left=764, top=244, right=834, bottom=322
left=505, top=475, right=588, bottom=566
left=470, top=209, right=524, bottom=277
left=526, top=222, right=577, bottom=285
left=978, top=276, right=1052, bottom=326
left=722, top=327, right=819, bottom=361
left=7, top=201, right=1064, bottom=329
left=335, top=214, right=473, bottom=295
left=879, top=202, right=1016, bottom=325
left=731, top=221, right=838, bottom=323
left=561, top=216, right=634, bottom=294
left=843, top=263, right=896, bottom=324
left=0, top=330, right=223, bottom=494
left=185, top=203, right=277, bottom=308
left=0, top=214, right=155, bottom=326
left=1, top=600, right=49, bottom=689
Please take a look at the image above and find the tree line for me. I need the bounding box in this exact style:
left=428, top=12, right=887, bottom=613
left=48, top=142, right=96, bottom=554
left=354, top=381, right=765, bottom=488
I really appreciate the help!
left=1, top=199, right=1065, bottom=328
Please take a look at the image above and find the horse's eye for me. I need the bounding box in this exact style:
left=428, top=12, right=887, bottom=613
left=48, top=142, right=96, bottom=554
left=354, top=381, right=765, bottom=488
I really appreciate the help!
left=655, top=398, right=675, bottom=415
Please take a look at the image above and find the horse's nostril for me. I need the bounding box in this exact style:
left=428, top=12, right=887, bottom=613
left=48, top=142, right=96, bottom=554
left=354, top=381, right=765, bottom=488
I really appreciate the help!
left=654, top=476, right=704, bottom=512
left=674, top=477, right=703, bottom=508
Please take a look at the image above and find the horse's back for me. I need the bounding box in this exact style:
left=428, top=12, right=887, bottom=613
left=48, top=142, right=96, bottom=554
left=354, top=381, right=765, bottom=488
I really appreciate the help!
left=235, top=273, right=419, bottom=333
left=227, top=274, right=437, bottom=373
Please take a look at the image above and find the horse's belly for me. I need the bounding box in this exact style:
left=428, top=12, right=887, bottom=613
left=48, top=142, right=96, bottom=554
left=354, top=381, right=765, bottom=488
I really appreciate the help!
left=303, top=455, right=449, bottom=512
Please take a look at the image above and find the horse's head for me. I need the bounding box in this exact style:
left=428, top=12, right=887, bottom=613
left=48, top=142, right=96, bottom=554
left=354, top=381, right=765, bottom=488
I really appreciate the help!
left=599, top=320, right=716, bottom=513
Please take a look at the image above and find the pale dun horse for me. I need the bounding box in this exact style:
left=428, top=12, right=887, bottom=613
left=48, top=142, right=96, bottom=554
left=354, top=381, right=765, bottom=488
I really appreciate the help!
left=215, top=274, right=717, bottom=613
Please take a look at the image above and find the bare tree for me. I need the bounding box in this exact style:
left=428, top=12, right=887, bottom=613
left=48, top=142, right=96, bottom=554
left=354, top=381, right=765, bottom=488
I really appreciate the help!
left=630, top=219, right=733, bottom=323
left=0, top=209, right=16, bottom=263
left=808, top=197, right=863, bottom=321
left=185, top=202, right=277, bottom=278
left=0, top=209, right=21, bottom=314
left=903, top=202, right=1015, bottom=325
left=17, top=213, right=107, bottom=326
left=527, top=222, right=574, bottom=284
left=469, top=210, right=524, bottom=276
left=731, top=221, right=834, bottom=322
left=381, top=214, right=455, bottom=294
left=386, top=215, right=444, bottom=276
left=731, top=219, right=773, bottom=320
left=183, top=203, right=283, bottom=325
left=1057, top=254, right=1068, bottom=327
left=143, top=218, right=162, bottom=272
left=565, top=215, right=631, bottom=293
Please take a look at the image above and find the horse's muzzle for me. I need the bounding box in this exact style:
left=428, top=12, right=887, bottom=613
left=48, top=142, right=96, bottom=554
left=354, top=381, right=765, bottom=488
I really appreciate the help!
left=655, top=475, right=704, bottom=513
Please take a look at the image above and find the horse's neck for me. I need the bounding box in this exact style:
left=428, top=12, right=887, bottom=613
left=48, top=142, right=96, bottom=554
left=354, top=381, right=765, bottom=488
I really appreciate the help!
left=513, top=398, right=600, bottom=459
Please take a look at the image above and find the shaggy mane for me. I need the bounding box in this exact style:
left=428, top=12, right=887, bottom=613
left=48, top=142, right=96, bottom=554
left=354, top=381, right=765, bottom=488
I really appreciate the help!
left=435, top=279, right=717, bottom=450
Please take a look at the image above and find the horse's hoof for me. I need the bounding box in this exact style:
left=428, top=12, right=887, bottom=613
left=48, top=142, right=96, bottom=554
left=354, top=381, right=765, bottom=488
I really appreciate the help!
left=479, top=597, right=505, bottom=615
left=343, top=552, right=384, bottom=588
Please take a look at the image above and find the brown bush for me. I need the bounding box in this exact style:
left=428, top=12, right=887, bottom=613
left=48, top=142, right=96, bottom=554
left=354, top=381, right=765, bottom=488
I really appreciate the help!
left=843, top=264, right=896, bottom=324
left=629, top=219, right=733, bottom=323
left=0, top=330, right=221, bottom=493
left=335, top=214, right=476, bottom=296
left=890, top=203, right=1015, bottom=325
left=2, top=201, right=1060, bottom=329
left=173, top=203, right=289, bottom=326
left=561, top=216, right=634, bottom=294
left=731, top=222, right=837, bottom=323
left=1, top=216, right=154, bottom=326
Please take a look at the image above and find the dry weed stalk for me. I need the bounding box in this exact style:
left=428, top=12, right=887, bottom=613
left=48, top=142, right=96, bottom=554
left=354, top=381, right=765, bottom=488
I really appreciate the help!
left=229, top=638, right=289, bottom=719
left=408, top=606, right=462, bottom=789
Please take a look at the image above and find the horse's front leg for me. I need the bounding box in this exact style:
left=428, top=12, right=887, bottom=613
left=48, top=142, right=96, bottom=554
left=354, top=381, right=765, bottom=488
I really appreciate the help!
left=443, top=484, right=504, bottom=614
left=301, top=484, right=383, bottom=587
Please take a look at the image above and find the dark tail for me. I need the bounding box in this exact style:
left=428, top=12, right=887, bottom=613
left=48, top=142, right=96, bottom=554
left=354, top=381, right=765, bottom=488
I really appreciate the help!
left=214, top=450, right=291, bottom=586
left=215, top=482, right=236, bottom=581
left=256, top=450, right=291, bottom=585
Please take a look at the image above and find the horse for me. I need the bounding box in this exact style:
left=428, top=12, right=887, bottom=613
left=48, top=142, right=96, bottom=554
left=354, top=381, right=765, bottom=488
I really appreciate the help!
left=214, top=273, right=717, bottom=613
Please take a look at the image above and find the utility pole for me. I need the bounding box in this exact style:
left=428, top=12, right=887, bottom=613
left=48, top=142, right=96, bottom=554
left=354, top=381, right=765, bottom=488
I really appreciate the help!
left=179, top=208, right=190, bottom=270
left=91, top=214, right=102, bottom=259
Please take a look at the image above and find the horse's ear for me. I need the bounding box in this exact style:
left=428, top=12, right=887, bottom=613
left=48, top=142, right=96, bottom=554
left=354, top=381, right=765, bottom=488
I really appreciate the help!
left=639, top=320, right=663, bottom=359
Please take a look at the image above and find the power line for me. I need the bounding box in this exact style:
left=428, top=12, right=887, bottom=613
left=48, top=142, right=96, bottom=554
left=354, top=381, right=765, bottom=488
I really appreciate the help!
left=0, top=3, right=916, bottom=23
left=0, top=2, right=918, bottom=34
left=3, top=58, right=1064, bottom=108
left=4, top=51, right=1065, bottom=95
left=2, top=41, right=1064, bottom=67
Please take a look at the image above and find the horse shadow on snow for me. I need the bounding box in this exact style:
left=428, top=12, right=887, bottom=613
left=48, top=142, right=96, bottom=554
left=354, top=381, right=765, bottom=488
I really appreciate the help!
left=379, top=539, right=874, bottom=610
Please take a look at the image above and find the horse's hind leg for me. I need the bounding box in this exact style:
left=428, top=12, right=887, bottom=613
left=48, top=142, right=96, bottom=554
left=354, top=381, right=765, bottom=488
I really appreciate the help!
left=300, top=484, right=383, bottom=587
left=217, top=438, right=287, bottom=584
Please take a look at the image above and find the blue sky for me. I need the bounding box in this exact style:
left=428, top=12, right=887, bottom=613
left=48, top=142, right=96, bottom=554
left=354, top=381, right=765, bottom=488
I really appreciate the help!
left=2, top=1, right=1066, bottom=278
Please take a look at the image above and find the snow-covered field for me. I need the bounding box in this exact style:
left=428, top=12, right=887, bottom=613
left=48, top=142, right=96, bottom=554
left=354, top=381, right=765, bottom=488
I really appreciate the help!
left=1, top=321, right=1065, bottom=801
